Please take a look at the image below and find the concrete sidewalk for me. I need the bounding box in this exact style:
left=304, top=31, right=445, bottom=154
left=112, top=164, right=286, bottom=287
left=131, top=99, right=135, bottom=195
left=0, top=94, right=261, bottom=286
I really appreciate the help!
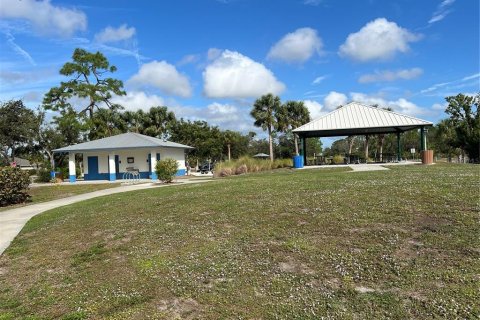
left=0, top=179, right=213, bottom=255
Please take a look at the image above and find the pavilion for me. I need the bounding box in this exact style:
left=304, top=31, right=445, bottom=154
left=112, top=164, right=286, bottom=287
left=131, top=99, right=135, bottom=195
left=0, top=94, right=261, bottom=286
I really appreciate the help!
left=293, top=102, right=433, bottom=165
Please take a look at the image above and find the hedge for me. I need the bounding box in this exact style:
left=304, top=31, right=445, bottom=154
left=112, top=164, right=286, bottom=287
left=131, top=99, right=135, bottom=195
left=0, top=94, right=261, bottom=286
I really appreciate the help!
left=0, top=166, right=31, bottom=206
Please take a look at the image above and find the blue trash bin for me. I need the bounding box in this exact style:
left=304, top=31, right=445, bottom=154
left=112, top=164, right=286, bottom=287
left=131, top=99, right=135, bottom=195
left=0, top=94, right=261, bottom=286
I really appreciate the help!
left=293, top=155, right=304, bottom=168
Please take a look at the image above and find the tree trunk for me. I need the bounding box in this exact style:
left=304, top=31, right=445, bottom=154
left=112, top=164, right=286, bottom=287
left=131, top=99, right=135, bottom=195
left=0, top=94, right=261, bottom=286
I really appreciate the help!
left=348, top=136, right=354, bottom=154
left=268, top=126, right=273, bottom=161
left=294, top=134, right=299, bottom=155
left=227, top=143, right=231, bottom=161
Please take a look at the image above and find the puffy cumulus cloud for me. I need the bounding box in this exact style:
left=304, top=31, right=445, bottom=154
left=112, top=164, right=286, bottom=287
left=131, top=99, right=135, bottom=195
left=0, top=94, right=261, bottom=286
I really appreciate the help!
left=0, top=0, right=87, bottom=37
left=128, top=61, right=192, bottom=98
left=358, top=68, right=423, bottom=83
left=267, top=27, right=323, bottom=63
left=349, top=92, right=426, bottom=116
left=303, top=100, right=324, bottom=119
left=111, top=91, right=165, bottom=112
left=94, top=24, right=135, bottom=43
left=324, top=91, right=348, bottom=110
left=339, top=18, right=421, bottom=62
left=203, top=50, right=285, bottom=98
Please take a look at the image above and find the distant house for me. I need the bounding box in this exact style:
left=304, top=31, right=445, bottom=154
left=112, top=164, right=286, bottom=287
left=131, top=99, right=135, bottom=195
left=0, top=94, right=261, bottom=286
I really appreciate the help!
left=53, top=132, right=193, bottom=183
left=13, top=157, right=37, bottom=171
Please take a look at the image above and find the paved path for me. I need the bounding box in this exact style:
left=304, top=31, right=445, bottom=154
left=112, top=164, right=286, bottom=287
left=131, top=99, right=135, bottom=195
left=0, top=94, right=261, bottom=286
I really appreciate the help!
left=297, top=161, right=418, bottom=172
left=0, top=179, right=213, bottom=255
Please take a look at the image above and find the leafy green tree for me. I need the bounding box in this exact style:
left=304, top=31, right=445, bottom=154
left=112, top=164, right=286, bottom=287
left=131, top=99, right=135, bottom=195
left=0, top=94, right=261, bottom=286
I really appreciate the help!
left=276, top=100, right=311, bottom=155
left=88, top=108, right=126, bottom=140
left=0, top=100, right=41, bottom=162
left=445, top=93, right=480, bottom=161
left=251, top=94, right=281, bottom=161
left=142, top=106, right=176, bottom=138
left=43, top=48, right=126, bottom=119
left=122, top=110, right=147, bottom=133
left=170, top=119, right=223, bottom=165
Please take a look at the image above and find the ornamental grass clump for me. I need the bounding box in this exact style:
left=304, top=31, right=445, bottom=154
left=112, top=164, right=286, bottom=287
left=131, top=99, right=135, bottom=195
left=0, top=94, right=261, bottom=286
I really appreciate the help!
left=213, top=156, right=292, bottom=177
left=0, top=166, right=31, bottom=206
left=155, top=158, right=178, bottom=183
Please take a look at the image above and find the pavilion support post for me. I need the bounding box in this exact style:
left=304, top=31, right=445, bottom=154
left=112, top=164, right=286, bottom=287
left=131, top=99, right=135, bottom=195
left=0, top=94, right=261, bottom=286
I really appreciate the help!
left=420, top=127, right=426, bottom=151
left=68, top=152, right=76, bottom=183
left=364, top=135, right=370, bottom=162
left=108, top=152, right=116, bottom=181
left=302, top=136, right=307, bottom=166
left=396, top=132, right=402, bottom=162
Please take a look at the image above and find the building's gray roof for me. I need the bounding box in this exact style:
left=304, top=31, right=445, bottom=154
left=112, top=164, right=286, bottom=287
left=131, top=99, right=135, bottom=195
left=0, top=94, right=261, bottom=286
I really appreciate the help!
left=53, top=132, right=194, bottom=153
left=13, top=157, right=34, bottom=167
left=293, top=101, right=433, bottom=137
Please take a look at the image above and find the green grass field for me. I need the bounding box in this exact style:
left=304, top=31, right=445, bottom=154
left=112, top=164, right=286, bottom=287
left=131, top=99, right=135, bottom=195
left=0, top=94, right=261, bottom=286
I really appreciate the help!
left=0, top=164, right=478, bottom=319
left=0, top=183, right=121, bottom=212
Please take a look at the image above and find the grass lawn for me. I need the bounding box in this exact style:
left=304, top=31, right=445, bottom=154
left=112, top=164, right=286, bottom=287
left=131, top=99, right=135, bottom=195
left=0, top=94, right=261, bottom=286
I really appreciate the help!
left=0, top=164, right=478, bottom=319
left=0, top=183, right=121, bottom=212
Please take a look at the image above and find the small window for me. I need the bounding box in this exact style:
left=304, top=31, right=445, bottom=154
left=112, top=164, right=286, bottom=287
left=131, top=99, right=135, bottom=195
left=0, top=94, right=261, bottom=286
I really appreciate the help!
left=127, top=157, right=134, bottom=164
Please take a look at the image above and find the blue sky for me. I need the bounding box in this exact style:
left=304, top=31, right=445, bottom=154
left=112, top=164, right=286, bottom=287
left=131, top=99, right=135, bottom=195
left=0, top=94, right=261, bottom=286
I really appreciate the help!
left=0, top=0, right=479, bottom=144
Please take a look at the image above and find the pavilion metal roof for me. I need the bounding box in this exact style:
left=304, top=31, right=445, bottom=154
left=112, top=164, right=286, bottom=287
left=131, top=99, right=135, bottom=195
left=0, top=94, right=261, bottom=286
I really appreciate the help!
left=53, top=132, right=193, bottom=153
left=293, top=101, right=433, bottom=137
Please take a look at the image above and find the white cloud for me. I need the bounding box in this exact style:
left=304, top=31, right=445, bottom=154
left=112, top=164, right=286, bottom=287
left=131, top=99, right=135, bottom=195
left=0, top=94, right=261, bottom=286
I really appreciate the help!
left=94, top=24, right=135, bottom=43
left=339, top=18, right=421, bottom=62
left=111, top=91, right=165, bottom=112
left=207, top=48, right=222, bottom=61
left=429, top=0, right=455, bottom=24
left=349, top=92, right=425, bottom=116
left=312, top=75, right=328, bottom=85
left=324, top=91, right=348, bottom=110
left=0, top=0, right=87, bottom=37
left=267, top=27, right=322, bottom=63
left=421, top=72, right=480, bottom=95
left=128, top=61, right=192, bottom=98
left=177, top=54, right=199, bottom=66
left=203, top=50, right=285, bottom=98
left=303, top=0, right=322, bottom=6
left=358, top=68, right=423, bottom=83
left=303, top=100, right=324, bottom=119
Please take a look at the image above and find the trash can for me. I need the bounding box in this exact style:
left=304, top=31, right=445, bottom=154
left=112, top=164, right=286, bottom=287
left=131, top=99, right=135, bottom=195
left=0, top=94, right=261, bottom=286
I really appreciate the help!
left=293, top=155, right=304, bottom=168
left=421, top=150, right=434, bottom=164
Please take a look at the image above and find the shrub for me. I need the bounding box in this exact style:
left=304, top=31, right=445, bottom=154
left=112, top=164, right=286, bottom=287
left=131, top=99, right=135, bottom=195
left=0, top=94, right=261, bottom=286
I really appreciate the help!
left=332, top=155, right=344, bottom=164
left=155, top=158, right=179, bottom=183
left=213, top=157, right=292, bottom=178
left=0, top=166, right=30, bottom=206
left=35, top=168, right=52, bottom=183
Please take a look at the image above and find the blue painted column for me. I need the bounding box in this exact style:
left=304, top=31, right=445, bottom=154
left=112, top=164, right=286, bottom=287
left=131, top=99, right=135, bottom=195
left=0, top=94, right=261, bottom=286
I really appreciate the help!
left=150, top=150, right=158, bottom=180
left=108, top=153, right=116, bottom=181
left=68, top=152, right=76, bottom=183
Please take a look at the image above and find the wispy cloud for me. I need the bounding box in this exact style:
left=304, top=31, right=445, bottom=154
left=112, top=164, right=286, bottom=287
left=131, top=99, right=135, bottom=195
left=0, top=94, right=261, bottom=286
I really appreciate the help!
left=303, top=0, right=323, bottom=6
left=420, top=72, right=479, bottom=95
left=358, top=68, right=423, bottom=83
left=312, top=75, right=328, bottom=85
left=429, top=0, right=455, bottom=24
left=1, top=29, right=35, bottom=65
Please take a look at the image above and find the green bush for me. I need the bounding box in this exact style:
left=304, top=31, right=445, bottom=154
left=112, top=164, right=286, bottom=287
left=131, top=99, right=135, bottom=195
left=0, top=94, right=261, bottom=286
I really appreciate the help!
left=35, top=168, right=52, bottom=183
left=0, top=166, right=31, bottom=206
left=155, top=158, right=179, bottom=183
left=332, top=155, right=344, bottom=164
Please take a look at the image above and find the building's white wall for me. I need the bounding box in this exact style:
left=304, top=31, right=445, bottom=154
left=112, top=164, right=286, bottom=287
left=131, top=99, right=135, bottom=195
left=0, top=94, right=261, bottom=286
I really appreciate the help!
left=83, top=152, right=109, bottom=174
left=159, top=147, right=186, bottom=169
left=114, top=149, right=149, bottom=172
left=83, top=148, right=186, bottom=174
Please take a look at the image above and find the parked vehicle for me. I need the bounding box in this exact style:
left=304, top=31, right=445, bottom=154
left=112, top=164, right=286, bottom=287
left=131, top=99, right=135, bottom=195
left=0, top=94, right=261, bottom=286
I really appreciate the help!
left=198, top=162, right=215, bottom=173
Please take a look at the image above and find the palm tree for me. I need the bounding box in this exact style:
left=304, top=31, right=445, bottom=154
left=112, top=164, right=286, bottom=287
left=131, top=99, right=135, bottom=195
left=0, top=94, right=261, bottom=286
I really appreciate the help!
left=143, top=106, right=176, bottom=139
left=276, top=101, right=311, bottom=155
left=251, top=94, right=281, bottom=161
